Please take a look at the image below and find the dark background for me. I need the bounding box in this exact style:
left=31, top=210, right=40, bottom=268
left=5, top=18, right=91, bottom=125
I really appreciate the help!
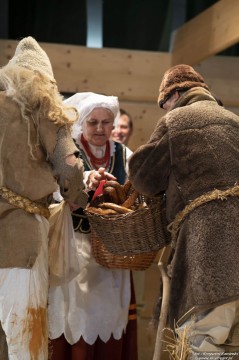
left=4, top=0, right=239, bottom=56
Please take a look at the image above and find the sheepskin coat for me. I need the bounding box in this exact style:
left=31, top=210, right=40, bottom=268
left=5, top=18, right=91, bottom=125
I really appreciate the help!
left=0, top=66, right=85, bottom=268
left=129, top=87, right=239, bottom=327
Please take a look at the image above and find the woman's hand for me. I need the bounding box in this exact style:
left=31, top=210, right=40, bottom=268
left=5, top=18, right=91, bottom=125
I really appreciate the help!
left=87, top=167, right=116, bottom=190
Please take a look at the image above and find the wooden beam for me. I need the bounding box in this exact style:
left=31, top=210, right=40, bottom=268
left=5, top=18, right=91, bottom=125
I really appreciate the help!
left=0, top=39, right=170, bottom=103
left=172, top=0, right=239, bottom=66
left=194, top=55, right=239, bottom=108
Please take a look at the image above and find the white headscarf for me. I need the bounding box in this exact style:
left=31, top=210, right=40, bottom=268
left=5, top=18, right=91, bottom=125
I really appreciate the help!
left=64, top=92, right=119, bottom=140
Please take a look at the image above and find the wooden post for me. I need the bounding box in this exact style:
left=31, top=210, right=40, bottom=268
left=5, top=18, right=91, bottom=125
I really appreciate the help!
left=152, top=246, right=172, bottom=360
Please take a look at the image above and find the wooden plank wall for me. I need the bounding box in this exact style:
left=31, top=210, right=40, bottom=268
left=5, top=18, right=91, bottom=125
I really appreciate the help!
left=0, top=39, right=239, bottom=151
left=194, top=56, right=239, bottom=108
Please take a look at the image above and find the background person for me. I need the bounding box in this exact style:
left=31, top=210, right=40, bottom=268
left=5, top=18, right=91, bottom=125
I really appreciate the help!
left=128, top=64, right=239, bottom=357
left=48, top=92, right=138, bottom=360
left=112, top=108, right=133, bottom=145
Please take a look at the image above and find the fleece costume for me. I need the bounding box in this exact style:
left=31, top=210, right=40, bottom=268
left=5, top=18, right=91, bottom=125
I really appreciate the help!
left=0, top=37, right=87, bottom=360
left=129, top=86, right=239, bottom=328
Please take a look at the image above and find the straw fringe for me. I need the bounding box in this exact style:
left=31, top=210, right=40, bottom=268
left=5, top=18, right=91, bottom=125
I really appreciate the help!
left=162, top=322, right=193, bottom=360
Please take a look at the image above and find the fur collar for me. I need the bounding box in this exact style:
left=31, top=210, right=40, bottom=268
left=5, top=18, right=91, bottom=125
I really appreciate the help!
left=172, top=87, right=217, bottom=110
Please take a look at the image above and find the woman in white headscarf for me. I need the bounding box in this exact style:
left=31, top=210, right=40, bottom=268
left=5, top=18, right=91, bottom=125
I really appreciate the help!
left=48, top=92, right=138, bottom=360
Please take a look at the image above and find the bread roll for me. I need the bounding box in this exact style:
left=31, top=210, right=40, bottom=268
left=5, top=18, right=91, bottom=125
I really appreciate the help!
left=100, top=202, right=133, bottom=214
left=103, top=181, right=126, bottom=204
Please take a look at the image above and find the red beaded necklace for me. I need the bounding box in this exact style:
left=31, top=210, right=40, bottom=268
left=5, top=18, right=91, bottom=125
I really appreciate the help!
left=81, top=134, right=111, bottom=169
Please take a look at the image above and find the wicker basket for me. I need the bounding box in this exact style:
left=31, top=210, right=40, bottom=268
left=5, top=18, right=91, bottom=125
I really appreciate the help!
left=85, top=193, right=170, bottom=256
left=91, top=230, right=158, bottom=270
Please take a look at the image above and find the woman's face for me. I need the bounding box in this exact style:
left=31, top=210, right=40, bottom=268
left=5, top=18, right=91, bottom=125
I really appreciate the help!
left=82, top=107, right=115, bottom=146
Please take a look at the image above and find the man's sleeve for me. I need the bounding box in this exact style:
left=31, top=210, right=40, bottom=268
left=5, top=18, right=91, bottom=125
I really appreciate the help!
left=128, top=117, right=170, bottom=197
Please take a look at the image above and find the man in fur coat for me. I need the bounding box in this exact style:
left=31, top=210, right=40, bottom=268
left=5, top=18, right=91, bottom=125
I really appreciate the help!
left=129, top=64, right=239, bottom=357
left=0, top=37, right=88, bottom=360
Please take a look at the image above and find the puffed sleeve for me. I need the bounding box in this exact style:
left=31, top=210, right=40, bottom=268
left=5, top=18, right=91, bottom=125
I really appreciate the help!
left=128, top=117, right=170, bottom=196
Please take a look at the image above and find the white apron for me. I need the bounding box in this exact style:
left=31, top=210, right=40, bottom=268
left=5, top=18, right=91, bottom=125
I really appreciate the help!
left=48, top=232, right=131, bottom=345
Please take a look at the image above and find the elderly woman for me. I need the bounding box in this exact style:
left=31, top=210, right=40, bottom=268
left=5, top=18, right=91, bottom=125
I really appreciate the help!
left=48, top=92, right=138, bottom=360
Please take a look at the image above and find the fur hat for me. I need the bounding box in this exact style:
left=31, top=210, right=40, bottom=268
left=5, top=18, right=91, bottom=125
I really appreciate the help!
left=8, top=36, right=55, bottom=81
left=158, top=64, right=209, bottom=108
